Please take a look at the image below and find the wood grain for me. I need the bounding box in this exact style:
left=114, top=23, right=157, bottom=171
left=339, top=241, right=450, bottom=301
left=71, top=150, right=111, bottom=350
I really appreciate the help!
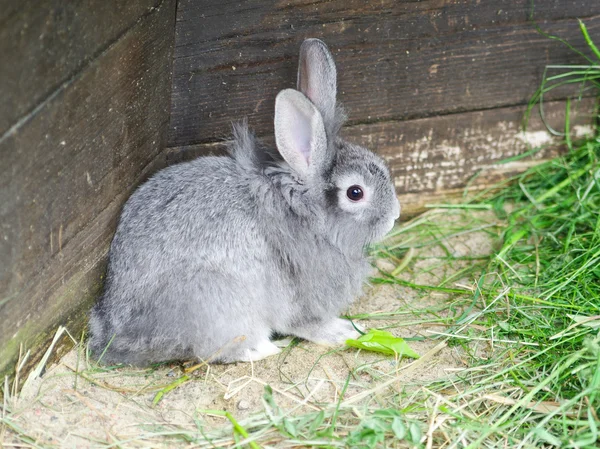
left=0, top=0, right=162, bottom=137
left=168, top=0, right=600, bottom=147
left=0, top=0, right=177, bottom=376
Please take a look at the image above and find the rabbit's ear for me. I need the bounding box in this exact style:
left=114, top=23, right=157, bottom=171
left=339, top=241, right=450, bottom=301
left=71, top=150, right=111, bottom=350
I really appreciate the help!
left=274, top=89, right=328, bottom=179
left=297, top=39, right=337, bottom=126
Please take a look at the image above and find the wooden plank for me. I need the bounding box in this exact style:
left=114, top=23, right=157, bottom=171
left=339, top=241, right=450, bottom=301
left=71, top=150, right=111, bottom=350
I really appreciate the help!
left=0, top=0, right=161, bottom=136
left=174, top=0, right=597, bottom=52
left=168, top=0, right=600, bottom=147
left=166, top=98, right=596, bottom=217
left=0, top=0, right=177, bottom=376
left=347, top=100, right=596, bottom=216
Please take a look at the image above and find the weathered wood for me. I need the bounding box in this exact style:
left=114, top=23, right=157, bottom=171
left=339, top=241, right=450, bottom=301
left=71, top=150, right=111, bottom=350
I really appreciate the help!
left=0, top=0, right=177, bottom=376
left=168, top=0, right=600, bottom=148
left=0, top=0, right=162, bottom=137
left=347, top=99, right=596, bottom=216
left=167, top=98, right=596, bottom=217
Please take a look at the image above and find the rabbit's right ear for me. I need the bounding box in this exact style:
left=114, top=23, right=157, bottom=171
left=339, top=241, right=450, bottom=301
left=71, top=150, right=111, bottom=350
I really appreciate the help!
left=274, top=89, right=329, bottom=179
left=297, top=39, right=337, bottom=127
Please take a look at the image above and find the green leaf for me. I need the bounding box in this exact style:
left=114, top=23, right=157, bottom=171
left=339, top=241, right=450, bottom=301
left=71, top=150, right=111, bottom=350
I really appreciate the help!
left=408, top=422, right=422, bottom=443
left=579, top=19, right=600, bottom=61
left=391, top=417, right=407, bottom=440
left=567, top=314, right=600, bottom=329
left=283, top=418, right=297, bottom=437
left=262, top=384, right=282, bottom=421
left=307, top=410, right=325, bottom=436
left=152, top=374, right=190, bottom=405
left=346, top=329, right=420, bottom=359
left=533, top=427, right=562, bottom=446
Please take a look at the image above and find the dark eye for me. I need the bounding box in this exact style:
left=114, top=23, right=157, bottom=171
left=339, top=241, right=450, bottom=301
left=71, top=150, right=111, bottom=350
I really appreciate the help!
left=346, top=185, right=364, bottom=201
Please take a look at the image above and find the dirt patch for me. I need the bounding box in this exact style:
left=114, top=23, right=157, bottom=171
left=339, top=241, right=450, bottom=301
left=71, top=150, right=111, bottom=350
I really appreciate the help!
left=2, top=210, right=500, bottom=448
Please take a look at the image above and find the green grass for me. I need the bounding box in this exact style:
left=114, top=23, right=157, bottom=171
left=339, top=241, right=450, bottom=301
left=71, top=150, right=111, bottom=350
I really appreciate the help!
left=363, top=22, right=600, bottom=447
left=424, top=133, right=600, bottom=447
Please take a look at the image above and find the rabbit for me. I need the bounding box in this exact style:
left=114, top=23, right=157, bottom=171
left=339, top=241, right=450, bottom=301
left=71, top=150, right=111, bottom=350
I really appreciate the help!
left=88, top=38, right=401, bottom=365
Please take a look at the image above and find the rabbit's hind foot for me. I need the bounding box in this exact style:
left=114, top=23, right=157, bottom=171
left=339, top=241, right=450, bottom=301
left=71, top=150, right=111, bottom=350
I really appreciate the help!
left=217, top=338, right=281, bottom=363
left=239, top=339, right=282, bottom=362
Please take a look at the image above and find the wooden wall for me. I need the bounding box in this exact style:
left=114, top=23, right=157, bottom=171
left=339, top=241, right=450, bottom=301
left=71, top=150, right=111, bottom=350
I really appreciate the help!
left=168, top=0, right=600, bottom=214
left=0, top=0, right=177, bottom=376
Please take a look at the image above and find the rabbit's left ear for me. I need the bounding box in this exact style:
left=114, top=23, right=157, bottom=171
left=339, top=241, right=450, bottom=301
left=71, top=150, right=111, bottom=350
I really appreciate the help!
left=297, top=39, right=337, bottom=127
left=274, top=89, right=329, bottom=179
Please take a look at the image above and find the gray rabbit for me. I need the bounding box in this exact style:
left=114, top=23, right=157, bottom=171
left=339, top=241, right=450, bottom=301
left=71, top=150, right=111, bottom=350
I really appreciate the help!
left=89, top=39, right=400, bottom=365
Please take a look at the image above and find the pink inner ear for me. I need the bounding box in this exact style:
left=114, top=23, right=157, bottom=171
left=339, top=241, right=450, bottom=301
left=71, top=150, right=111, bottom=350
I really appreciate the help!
left=304, top=79, right=316, bottom=106
left=300, top=61, right=318, bottom=107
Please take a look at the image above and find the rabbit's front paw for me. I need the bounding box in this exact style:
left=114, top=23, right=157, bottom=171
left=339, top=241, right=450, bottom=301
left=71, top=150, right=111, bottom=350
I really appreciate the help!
left=292, top=318, right=362, bottom=347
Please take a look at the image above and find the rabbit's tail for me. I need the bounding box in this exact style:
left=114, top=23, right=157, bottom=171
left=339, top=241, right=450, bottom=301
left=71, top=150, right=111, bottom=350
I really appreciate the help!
left=88, top=302, right=111, bottom=357
left=88, top=311, right=151, bottom=366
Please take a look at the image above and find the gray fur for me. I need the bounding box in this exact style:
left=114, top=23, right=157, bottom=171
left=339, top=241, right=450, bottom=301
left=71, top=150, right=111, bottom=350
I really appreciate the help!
left=89, top=39, right=401, bottom=365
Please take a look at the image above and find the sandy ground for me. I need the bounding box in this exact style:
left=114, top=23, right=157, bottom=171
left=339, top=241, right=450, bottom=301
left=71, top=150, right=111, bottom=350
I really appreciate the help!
left=1, top=210, right=499, bottom=448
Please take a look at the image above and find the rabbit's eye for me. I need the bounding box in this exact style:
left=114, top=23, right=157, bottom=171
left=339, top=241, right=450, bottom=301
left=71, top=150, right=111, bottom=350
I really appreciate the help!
left=346, top=185, right=364, bottom=201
